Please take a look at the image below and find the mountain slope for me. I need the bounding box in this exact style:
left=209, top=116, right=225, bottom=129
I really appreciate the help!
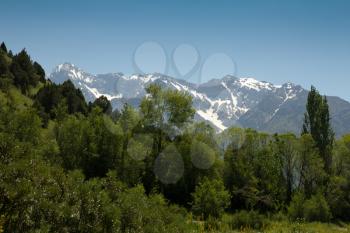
left=48, top=63, right=350, bottom=136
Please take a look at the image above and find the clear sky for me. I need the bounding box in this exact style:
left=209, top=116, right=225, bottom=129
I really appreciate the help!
left=1, top=0, right=350, bottom=100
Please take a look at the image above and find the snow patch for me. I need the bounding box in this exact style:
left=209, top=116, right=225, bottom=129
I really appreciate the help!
left=197, top=109, right=227, bottom=131
left=84, top=85, right=122, bottom=100
left=236, top=77, right=275, bottom=91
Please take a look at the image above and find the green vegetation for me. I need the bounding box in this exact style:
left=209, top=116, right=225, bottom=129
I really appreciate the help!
left=1, top=41, right=350, bottom=232
left=192, top=178, right=230, bottom=220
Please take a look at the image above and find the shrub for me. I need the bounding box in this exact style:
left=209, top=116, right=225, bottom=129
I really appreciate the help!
left=119, top=185, right=192, bottom=233
left=303, top=193, right=331, bottom=222
left=192, top=178, right=230, bottom=219
left=326, top=176, right=350, bottom=221
left=288, top=192, right=305, bottom=221
left=229, top=210, right=266, bottom=230
left=288, top=192, right=332, bottom=222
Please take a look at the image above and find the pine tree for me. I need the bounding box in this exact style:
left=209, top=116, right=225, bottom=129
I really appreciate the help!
left=0, top=53, right=8, bottom=76
left=91, top=95, right=112, bottom=114
left=33, top=61, right=46, bottom=83
left=0, top=42, right=7, bottom=53
left=10, top=49, right=38, bottom=92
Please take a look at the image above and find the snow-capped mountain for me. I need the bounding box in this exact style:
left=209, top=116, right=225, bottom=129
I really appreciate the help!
left=49, top=63, right=350, bottom=136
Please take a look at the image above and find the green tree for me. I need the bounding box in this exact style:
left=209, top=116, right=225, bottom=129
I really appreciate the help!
left=192, top=178, right=230, bottom=219
left=302, top=86, right=334, bottom=174
left=297, top=134, right=325, bottom=197
left=225, top=129, right=282, bottom=211
left=328, top=135, right=350, bottom=220
left=275, top=134, right=298, bottom=203
left=140, top=84, right=195, bottom=192
left=140, top=84, right=195, bottom=154
left=118, top=103, right=142, bottom=183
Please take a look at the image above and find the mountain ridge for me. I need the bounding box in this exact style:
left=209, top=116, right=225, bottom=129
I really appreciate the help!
left=48, top=63, right=350, bottom=136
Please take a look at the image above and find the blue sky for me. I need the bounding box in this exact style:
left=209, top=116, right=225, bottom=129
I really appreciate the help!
left=1, top=0, right=350, bottom=100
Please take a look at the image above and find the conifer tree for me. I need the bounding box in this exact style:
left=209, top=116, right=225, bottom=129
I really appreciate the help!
left=0, top=42, right=7, bottom=53
left=91, top=95, right=112, bottom=114
left=33, top=61, right=46, bottom=83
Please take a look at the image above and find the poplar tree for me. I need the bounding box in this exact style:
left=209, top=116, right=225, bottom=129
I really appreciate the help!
left=302, top=86, right=334, bottom=174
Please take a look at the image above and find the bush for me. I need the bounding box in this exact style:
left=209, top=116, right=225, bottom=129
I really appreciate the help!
left=119, top=185, right=193, bottom=233
left=288, top=192, right=305, bottom=221
left=270, top=211, right=288, bottom=222
left=229, top=210, right=266, bottom=230
left=192, top=178, right=230, bottom=219
left=288, top=192, right=332, bottom=222
left=303, top=193, right=331, bottom=222
left=326, top=176, right=350, bottom=221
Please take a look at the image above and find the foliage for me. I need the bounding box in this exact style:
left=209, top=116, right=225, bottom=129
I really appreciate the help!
left=34, top=80, right=88, bottom=123
left=303, top=86, right=334, bottom=173
left=288, top=192, right=306, bottom=221
left=228, top=210, right=266, bottom=230
left=288, top=192, right=332, bottom=222
left=90, top=95, right=112, bottom=114
left=303, top=192, right=331, bottom=222
left=1, top=42, right=350, bottom=232
left=192, top=178, right=230, bottom=219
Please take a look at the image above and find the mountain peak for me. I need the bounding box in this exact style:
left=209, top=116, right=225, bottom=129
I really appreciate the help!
left=55, top=62, right=78, bottom=72
left=53, top=63, right=90, bottom=82
left=234, top=77, right=277, bottom=91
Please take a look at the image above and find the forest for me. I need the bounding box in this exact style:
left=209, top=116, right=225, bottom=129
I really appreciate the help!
left=1, top=42, right=350, bottom=232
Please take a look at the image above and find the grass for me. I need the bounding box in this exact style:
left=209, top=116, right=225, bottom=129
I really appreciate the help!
left=188, top=214, right=350, bottom=233
left=197, top=221, right=350, bottom=233
left=263, top=221, right=350, bottom=233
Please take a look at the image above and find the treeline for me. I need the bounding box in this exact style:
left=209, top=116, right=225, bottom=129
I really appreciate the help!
left=1, top=42, right=350, bottom=232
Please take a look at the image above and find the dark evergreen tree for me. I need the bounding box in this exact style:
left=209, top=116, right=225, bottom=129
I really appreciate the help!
left=0, top=50, right=13, bottom=90
left=13, top=49, right=37, bottom=86
left=34, top=80, right=88, bottom=120
left=0, top=52, right=8, bottom=76
left=0, top=42, right=7, bottom=53
left=8, top=50, right=13, bottom=58
left=60, top=80, right=88, bottom=114
left=91, top=95, right=112, bottom=114
left=33, top=61, right=46, bottom=83
left=10, top=61, right=29, bottom=93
